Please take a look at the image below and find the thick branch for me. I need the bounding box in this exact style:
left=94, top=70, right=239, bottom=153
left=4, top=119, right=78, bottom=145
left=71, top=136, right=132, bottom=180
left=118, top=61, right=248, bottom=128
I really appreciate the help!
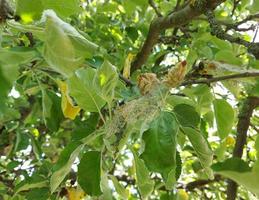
left=131, top=0, right=226, bottom=72
left=206, top=10, right=259, bottom=59
left=226, top=96, right=259, bottom=200
left=181, top=72, right=259, bottom=86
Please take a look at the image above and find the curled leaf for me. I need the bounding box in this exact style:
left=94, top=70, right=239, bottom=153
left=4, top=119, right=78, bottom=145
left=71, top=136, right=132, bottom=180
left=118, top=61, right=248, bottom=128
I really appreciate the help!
left=58, top=80, right=81, bottom=120
left=67, top=187, right=86, bottom=200
left=137, top=73, right=160, bottom=95
left=162, top=61, right=187, bottom=88
left=123, top=53, right=134, bottom=79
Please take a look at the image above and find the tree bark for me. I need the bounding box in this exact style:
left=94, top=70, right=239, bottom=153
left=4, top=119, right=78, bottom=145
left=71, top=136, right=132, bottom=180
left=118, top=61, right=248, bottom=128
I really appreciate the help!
left=226, top=96, right=259, bottom=200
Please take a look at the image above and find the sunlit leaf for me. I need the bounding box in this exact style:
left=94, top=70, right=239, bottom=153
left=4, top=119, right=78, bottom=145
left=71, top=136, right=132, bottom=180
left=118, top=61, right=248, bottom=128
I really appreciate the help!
left=43, top=13, right=82, bottom=77
left=42, top=0, right=81, bottom=17
left=213, top=99, right=235, bottom=139
left=68, top=67, right=106, bottom=112
left=94, top=60, right=118, bottom=103
left=182, top=127, right=214, bottom=179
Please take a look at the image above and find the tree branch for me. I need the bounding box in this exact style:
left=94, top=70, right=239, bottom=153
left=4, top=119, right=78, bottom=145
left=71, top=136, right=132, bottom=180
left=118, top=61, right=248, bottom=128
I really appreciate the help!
left=131, top=0, right=226, bottom=73
left=148, top=0, right=162, bottom=17
left=119, top=74, right=134, bottom=86
left=115, top=174, right=222, bottom=192
left=226, top=96, right=259, bottom=200
left=181, top=72, right=259, bottom=86
left=206, top=10, right=259, bottom=59
left=183, top=174, right=221, bottom=191
left=231, top=0, right=241, bottom=16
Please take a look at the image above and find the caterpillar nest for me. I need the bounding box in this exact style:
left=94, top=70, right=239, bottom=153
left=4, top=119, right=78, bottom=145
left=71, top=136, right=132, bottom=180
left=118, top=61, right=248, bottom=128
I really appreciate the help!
left=85, top=61, right=187, bottom=154
left=137, top=61, right=187, bottom=95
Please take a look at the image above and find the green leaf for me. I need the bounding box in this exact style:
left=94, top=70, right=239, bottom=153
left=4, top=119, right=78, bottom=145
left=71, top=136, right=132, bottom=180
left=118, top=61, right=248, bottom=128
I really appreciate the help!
left=173, top=104, right=200, bottom=128
left=248, top=0, right=259, bottom=14
left=43, top=14, right=82, bottom=77
left=166, top=95, right=196, bottom=107
left=26, top=188, right=49, bottom=200
left=78, top=151, right=102, bottom=196
left=214, top=50, right=242, bottom=65
left=125, top=27, right=139, bottom=42
left=15, top=177, right=48, bottom=195
left=13, top=131, right=30, bottom=153
left=175, top=151, right=182, bottom=181
left=0, top=66, right=18, bottom=98
left=109, top=175, right=129, bottom=199
left=16, top=0, right=44, bottom=22
left=213, top=99, right=235, bottom=139
left=212, top=158, right=259, bottom=197
left=42, top=90, right=63, bottom=132
left=71, top=113, right=99, bottom=141
left=212, top=158, right=251, bottom=172
left=132, top=150, right=154, bottom=199
left=183, top=85, right=214, bottom=114
left=100, top=173, right=113, bottom=200
left=182, top=127, right=213, bottom=179
left=42, top=0, right=81, bottom=17
left=7, top=21, right=45, bottom=40
left=210, top=36, right=232, bottom=51
left=0, top=103, right=21, bottom=124
left=94, top=60, right=118, bottom=103
left=50, top=141, right=84, bottom=193
left=140, top=111, right=179, bottom=187
left=68, top=67, right=106, bottom=112
left=0, top=47, right=37, bottom=66
left=42, top=10, right=98, bottom=58
left=253, top=136, right=259, bottom=172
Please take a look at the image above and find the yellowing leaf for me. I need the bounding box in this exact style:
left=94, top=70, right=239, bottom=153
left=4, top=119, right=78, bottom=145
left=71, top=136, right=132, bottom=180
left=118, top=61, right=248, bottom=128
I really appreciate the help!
left=226, top=136, right=235, bottom=147
left=20, top=14, right=34, bottom=24
left=32, top=128, right=39, bottom=138
left=177, top=189, right=189, bottom=200
left=58, top=81, right=81, bottom=120
left=67, top=187, right=86, bottom=200
left=123, top=53, right=134, bottom=79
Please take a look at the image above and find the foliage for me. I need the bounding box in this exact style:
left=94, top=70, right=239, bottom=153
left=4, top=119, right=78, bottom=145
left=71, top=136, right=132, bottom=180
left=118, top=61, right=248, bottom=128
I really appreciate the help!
left=0, top=0, right=259, bottom=199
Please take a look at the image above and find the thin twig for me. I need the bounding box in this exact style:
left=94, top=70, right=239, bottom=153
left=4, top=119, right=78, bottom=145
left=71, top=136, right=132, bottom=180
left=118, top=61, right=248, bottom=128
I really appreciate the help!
left=253, top=25, right=259, bottom=43
left=231, top=0, right=241, bottom=17
left=119, top=74, right=134, bottom=86
left=181, top=72, right=259, bottom=86
left=205, top=10, right=259, bottom=59
left=24, top=32, right=35, bottom=47
left=148, top=0, right=162, bottom=17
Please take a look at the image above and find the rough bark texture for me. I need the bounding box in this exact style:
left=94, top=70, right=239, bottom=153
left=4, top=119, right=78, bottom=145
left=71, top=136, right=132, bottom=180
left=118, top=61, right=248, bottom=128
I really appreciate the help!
left=131, top=0, right=226, bottom=72
left=226, top=96, right=259, bottom=200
